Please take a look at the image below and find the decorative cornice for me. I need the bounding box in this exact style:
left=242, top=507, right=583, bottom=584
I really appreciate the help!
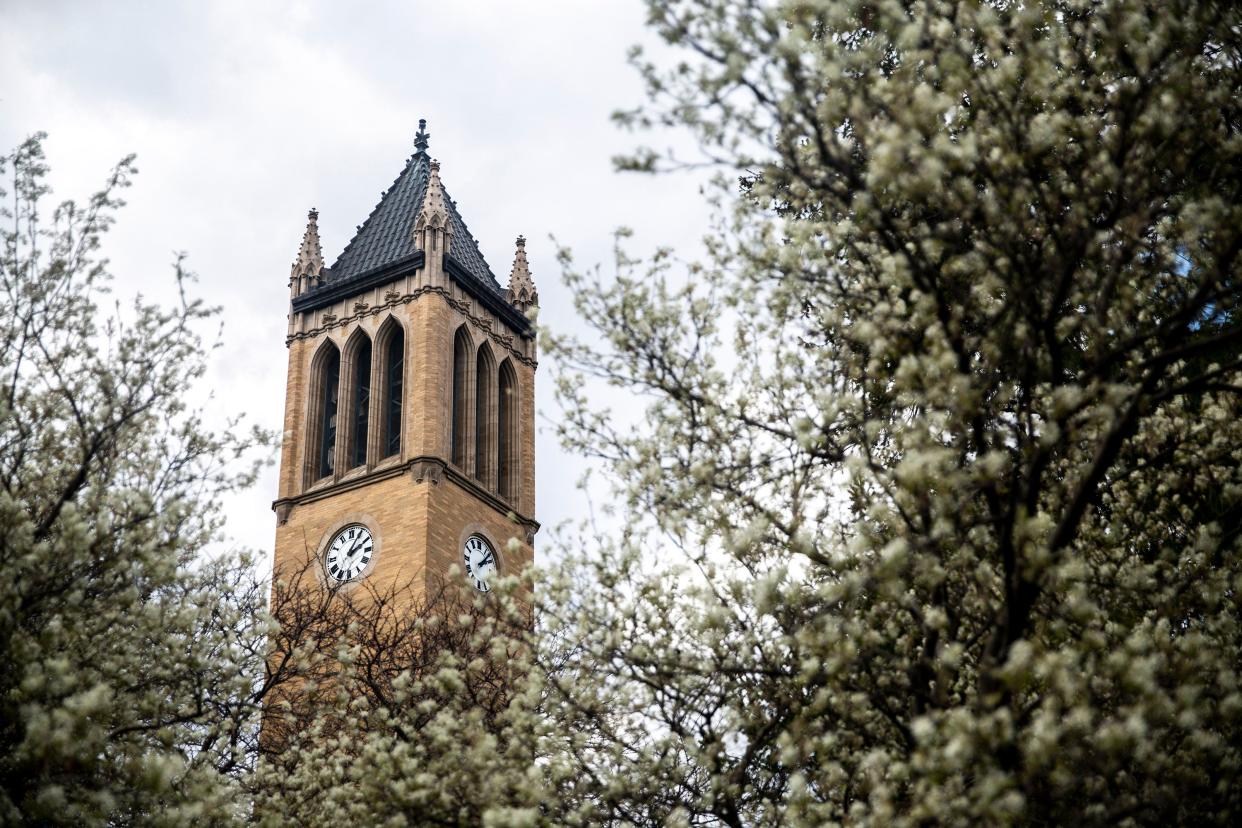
left=444, top=256, right=534, bottom=337
left=291, top=251, right=425, bottom=313
left=287, top=284, right=538, bottom=369
left=272, top=455, right=539, bottom=533
left=290, top=252, right=532, bottom=340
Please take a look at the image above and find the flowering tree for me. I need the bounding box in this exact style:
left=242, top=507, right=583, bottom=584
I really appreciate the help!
left=0, top=135, right=273, bottom=824
left=0, top=136, right=548, bottom=825
left=539, top=0, right=1242, bottom=824
left=9, top=0, right=1240, bottom=821
left=252, top=567, right=546, bottom=827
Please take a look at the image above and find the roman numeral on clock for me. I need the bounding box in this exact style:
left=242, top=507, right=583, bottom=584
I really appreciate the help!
left=324, top=524, right=375, bottom=582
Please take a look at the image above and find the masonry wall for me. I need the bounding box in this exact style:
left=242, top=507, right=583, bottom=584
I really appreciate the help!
left=273, top=471, right=431, bottom=599
left=272, top=263, right=537, bottom=600
left=276, top=336, right=310, bottom=500
left=424, top=474, right=534, bottom=593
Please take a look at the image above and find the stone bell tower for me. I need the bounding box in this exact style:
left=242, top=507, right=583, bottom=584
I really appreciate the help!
left=271, top=120, right=538, bottom=599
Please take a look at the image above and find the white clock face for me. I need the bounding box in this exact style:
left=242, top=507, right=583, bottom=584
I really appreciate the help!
left=325, top=524, right=373, bottom=582
left=462, top=534, right=498, bottom=592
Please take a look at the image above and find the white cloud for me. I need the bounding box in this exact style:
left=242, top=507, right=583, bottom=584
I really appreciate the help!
left=0, top=0, right=712, bottom=564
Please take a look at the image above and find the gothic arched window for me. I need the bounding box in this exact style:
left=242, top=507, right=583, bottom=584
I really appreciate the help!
left=451, top=326, right=473, bottom=471
left=498, top=359, right=518, bottom=501
left=344, top=331, right=372, bottom=470
left=475, top=344, right=497, bottom=489
left=309, top=340, right=341, bottom=482
left=377, top=319, right=404, bottom=459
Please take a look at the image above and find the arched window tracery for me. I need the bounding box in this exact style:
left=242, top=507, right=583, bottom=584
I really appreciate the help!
left=475, top=344, right=497, bottom=489
left=307, top=340, right=341, bottom=483
left=344, top=331, right=372, bottom=470
left=377, top=319, right=405, bottom=459
left=498, top=359, right=518, bottom=502
left=451, top=326, right=474, bottom=471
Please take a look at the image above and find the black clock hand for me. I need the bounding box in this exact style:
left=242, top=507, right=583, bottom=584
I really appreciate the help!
left=340, top=536, right=363, bottom=569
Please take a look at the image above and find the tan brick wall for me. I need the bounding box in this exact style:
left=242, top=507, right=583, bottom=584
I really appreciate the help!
left=410, top=291, right=451, bottom=461
left=516, top=358, right=536, bottom=518
left=276, top=336, right=309, bottom=500
left=272, top=269, right=538, bottom=604
left=425, top=474, right=534, bottom=593
left=275, top=471, right=431, bottom=600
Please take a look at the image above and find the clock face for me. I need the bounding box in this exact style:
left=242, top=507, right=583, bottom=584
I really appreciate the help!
left=462, top=534, right=498, bottom=592
left=325, top=524, right=373, bottom=582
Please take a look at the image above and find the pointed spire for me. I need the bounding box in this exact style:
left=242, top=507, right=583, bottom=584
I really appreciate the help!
left=507, top=235, right=538, bottom=310
left=290, top=207, right=324, bottom=295
left=414, top=118, right=430, bottom=155
left=414, top=158, right=453, bottom=254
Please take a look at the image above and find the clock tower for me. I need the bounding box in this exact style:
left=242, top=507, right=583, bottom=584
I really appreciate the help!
left=271, top=121, right=537, bottom=603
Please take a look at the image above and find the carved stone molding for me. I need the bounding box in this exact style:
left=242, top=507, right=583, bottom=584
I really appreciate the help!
left=288, top=286, right=538, bottom=369
left=411, top=459, right=444, bottom=485
left=275, top=502, right=294, bottom=525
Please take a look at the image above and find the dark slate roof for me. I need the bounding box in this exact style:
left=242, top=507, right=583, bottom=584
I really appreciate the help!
left=325, top=151, right=504, bottom=295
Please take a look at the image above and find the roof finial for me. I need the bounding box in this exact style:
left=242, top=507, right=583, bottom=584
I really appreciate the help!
left=414, top=157, right=452, bottom=254
left=508, top=235, right=538, bottom=311
left=414, top=118, right=430, bottom=154
left=290, top=206, right=325, bottom=295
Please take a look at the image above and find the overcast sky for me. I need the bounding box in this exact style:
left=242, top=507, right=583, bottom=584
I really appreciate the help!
left=1, top=0, right=712, bottom=561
